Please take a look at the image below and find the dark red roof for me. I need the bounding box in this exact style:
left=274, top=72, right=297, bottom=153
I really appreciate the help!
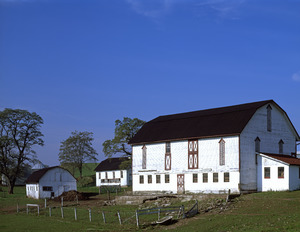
left=129, top=100, right=276, bottom=145
left=94, top=157, right=130, bottom=172
left=26, top=166, right=59, bottom=184
left=262, top=153, right=300, bottom=166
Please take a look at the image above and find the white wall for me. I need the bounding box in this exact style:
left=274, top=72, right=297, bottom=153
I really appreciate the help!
left=96, top=169, right=131, bottom=187
left=257, top=155, right=289, bottom=191
left=240, top=103, right=297, bottom=191
left=289, top=166, right=300, bottom=191
left=26, top=184, right=39, bottom=199
left=132, top=136, right=240, bottom=193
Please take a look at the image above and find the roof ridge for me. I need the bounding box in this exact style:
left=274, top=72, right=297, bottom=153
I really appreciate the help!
left=152, top=100, right=273, bottom=123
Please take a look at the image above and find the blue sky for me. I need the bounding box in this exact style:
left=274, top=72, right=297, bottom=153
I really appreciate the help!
left=1, top=0, right=300, bottom=166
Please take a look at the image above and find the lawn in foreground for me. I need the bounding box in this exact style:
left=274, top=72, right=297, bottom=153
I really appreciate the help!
left=173, top=191, right=300, bottom=232
left=2, top=187, right=300, bottom=231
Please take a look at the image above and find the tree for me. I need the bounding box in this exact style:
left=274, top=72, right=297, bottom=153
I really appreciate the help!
left=0, top=109, right=44, bottom=194
left=102, top=117, right=145, bottom=169
left=58, top=131, right=98, bottom=178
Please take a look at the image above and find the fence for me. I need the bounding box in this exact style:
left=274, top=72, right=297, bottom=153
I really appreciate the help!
left=16, top=200, right=199, bottom=227
left=18, top=204, right=136, bottom=225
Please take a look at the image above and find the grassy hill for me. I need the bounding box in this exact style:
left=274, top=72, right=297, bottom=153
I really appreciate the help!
left=72, top=163, right=98, bottom=178
left=1, top=186, right=300, bottom=231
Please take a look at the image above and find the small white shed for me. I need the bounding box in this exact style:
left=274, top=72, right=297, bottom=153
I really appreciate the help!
left=95, top=157, right=132, bottom=187
left=257, top=153, right=300, bottom=192
left=26, top=166, right=77, bottom=199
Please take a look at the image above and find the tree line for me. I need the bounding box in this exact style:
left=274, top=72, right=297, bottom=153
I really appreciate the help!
left=0, top=108, right=145, bottom=194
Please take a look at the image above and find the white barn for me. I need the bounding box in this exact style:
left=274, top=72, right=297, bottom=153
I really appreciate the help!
left=129, top=100, right=300, bottom=194
left=26, top=166, right=77, bottom=199
left=95, top=157, right=132, bottom=187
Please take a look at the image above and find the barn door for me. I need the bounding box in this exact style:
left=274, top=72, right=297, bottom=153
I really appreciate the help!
left=177, top=174, right=185, bottom=194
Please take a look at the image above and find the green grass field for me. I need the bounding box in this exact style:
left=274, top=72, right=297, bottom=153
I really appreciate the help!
left=72, top=163, right=98, bottom=178
left=1, top=186, right=300, bottom=231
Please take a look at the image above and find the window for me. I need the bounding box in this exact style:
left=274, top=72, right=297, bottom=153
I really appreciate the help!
left=278, top=167, right=284, bottom=178
left=166, top=142, right=171, bottom=153
left=193, top=174, right=198, bottom=183
left=121, top=171, right=123, bottom=178
left=139, top=175, right=144, bottom=184
left=279, top=140, right=284, bottom=154
left=105, top=172, right=108, bottom=179
left=165, top=174, right=170, bottom=183
left=148, top=175, right=152, bottom=184
left=156, top=175, right=161, bottom=184
left=224, top=172, right=230, bottom=182
left=188, top=140, right=198, bottom=169
left=165, top=142, right=171, bottom=170
left=255, top=137, right=261, bottom=153
left=267, top=104, right=272, bottom=132
left=219, top=138, right=225, bottom=166
left=142, top=145, right=147, bottom=169
left=264, top=167, right=270, bottom=179
left=43, top=186, right=53, bottom=191
left=203, top=173, right=208, bottom=183
left=213, top=173, right=218, bottom=182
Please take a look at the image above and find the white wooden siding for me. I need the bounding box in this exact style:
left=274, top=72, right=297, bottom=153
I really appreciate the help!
left=132, top=136, right=240, bottom=193
left=240, top=103, right=297, bottom=191
left=95, top=169, right=131, bottom=187
left=26, top=167, right=77, bottom=199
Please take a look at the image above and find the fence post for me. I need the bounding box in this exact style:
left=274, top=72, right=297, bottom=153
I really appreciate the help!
left=45, top=199, right=47, bottom=208
left=89, top=208, right=92, bottom=222
left=38, top=205, right=40, bottom=216
left=26, top=205, right=29, bottom=214
left=76, top=195, right=78, bottom=204
left=136, top=210, right=139, bottom=227
left=102, top=211, right=106, bottom=224
left=117, top=211, right=122, bottom=225
left=49, top=207, right=52, bottom=217
left=74, top=208, right=77, bottom=221
left=61, top=197, right=64, bottom=207
left=61, top=207, right=64, bottom=219
left=158, top=208, right=161, bottom=220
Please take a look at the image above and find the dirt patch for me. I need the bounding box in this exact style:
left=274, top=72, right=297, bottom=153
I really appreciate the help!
left=54, top=190, right=90, bottom=201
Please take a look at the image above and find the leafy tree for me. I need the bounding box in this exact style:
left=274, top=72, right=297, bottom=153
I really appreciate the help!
left=102, top=117, right=145, bottom=168
left=58, top=131, right=98, bottom=178
left=0, top=109, right=44, bottom=194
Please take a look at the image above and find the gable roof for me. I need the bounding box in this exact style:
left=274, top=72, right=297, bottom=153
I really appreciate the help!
left=26, top=166, right=74, bottom=184
left=94, top=157, right=130, bottom=172
left=261, top=153, right=300, bottom=166
left=129, top=100, right=276, bottom=145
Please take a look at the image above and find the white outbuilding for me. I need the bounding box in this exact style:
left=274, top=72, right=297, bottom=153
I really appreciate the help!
left=129, top=100, right=300, bottom=194
left=95, top=157, right=132, bottom=188
left=26, top=166, right=77, bottom=199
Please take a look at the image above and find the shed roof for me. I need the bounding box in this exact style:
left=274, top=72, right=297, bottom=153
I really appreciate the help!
left=262, top=153, right=300, bottom=166
left=94, top=157, right=130, bottom=172
left=130, top=100, right=284, bottom=145
left=26, top=166, right=74, bottom=184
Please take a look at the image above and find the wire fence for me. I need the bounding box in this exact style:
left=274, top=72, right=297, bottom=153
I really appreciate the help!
left=16, top=200, right=199, bottom=228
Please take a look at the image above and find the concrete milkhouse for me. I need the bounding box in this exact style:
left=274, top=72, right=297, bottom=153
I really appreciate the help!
left=95, top=157, right=132, bottom=187
left=129, top=100, right=300, bottom=194
left=26, top=166, right=77, bottom=199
